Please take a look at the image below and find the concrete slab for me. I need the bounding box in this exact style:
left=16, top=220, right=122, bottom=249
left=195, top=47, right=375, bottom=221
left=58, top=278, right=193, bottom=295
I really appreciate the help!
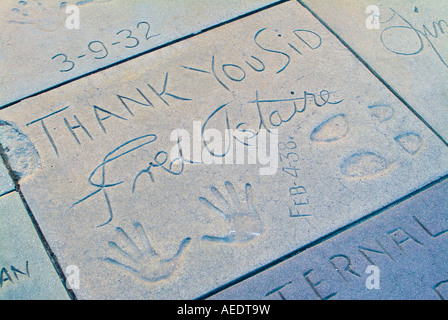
left=0, top=1, right=447, bottom=299
left=299, top=0, right=448, bottom=142
left=0, top=191, right=69, bottom=300
left=209, top=178, right=448, bottom=300
left=0, top=0, right=278, bottom=107
left=0, top=156, right=14, bottom=197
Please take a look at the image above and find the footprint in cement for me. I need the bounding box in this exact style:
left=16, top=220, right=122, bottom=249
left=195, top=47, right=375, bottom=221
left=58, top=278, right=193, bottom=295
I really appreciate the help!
left=394, top=132, right=423, bottom=156
left=340, top=152, right=390, bottom=179
left=310, top=114, right=349, bottom=143
left=368, top=104, right=423, bottom=156
left=367, top=104, right=395, bottom=123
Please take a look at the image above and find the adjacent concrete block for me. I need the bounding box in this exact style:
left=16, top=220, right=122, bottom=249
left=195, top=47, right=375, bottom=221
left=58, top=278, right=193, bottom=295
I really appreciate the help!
left=210, top=178, right=448, bottom=300
left=0, top=1, right=447, bottom=299
left=0, top=0, right=277, bottom=107
left=0, top=191, right=69, bottom=300
left=299, top=0, right=448, bottom=141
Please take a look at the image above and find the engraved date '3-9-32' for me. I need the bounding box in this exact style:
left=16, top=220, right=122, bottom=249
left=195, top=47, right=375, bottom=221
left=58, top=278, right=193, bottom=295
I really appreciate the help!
left=51, top=21, right=159, bottom=72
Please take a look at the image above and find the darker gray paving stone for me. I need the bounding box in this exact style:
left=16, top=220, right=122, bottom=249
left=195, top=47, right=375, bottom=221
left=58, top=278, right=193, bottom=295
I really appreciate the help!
left=209, top=178, right=448, bottom=300
left=0, top=191, right=69, bottom=300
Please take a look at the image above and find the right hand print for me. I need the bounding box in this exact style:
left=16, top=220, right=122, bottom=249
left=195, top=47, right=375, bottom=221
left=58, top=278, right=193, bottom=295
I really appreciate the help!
left=199, top=181, right=265, bottom=244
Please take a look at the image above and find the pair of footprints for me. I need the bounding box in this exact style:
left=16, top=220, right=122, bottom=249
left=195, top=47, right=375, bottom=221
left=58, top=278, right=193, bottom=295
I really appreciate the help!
left=105, top=181, right=264, bottom=283
left=310, top=104, right=423, bottom=179
left=8, top=0, right=113, bottom=32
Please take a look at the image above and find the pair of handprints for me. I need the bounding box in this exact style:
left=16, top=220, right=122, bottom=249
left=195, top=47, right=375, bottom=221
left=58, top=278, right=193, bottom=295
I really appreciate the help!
left=104, top=181, right=265, bottom=283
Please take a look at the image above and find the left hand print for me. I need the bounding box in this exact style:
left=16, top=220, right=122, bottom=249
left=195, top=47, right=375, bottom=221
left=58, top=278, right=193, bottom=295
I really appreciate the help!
left=104, top=222, right=191, bottom=283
